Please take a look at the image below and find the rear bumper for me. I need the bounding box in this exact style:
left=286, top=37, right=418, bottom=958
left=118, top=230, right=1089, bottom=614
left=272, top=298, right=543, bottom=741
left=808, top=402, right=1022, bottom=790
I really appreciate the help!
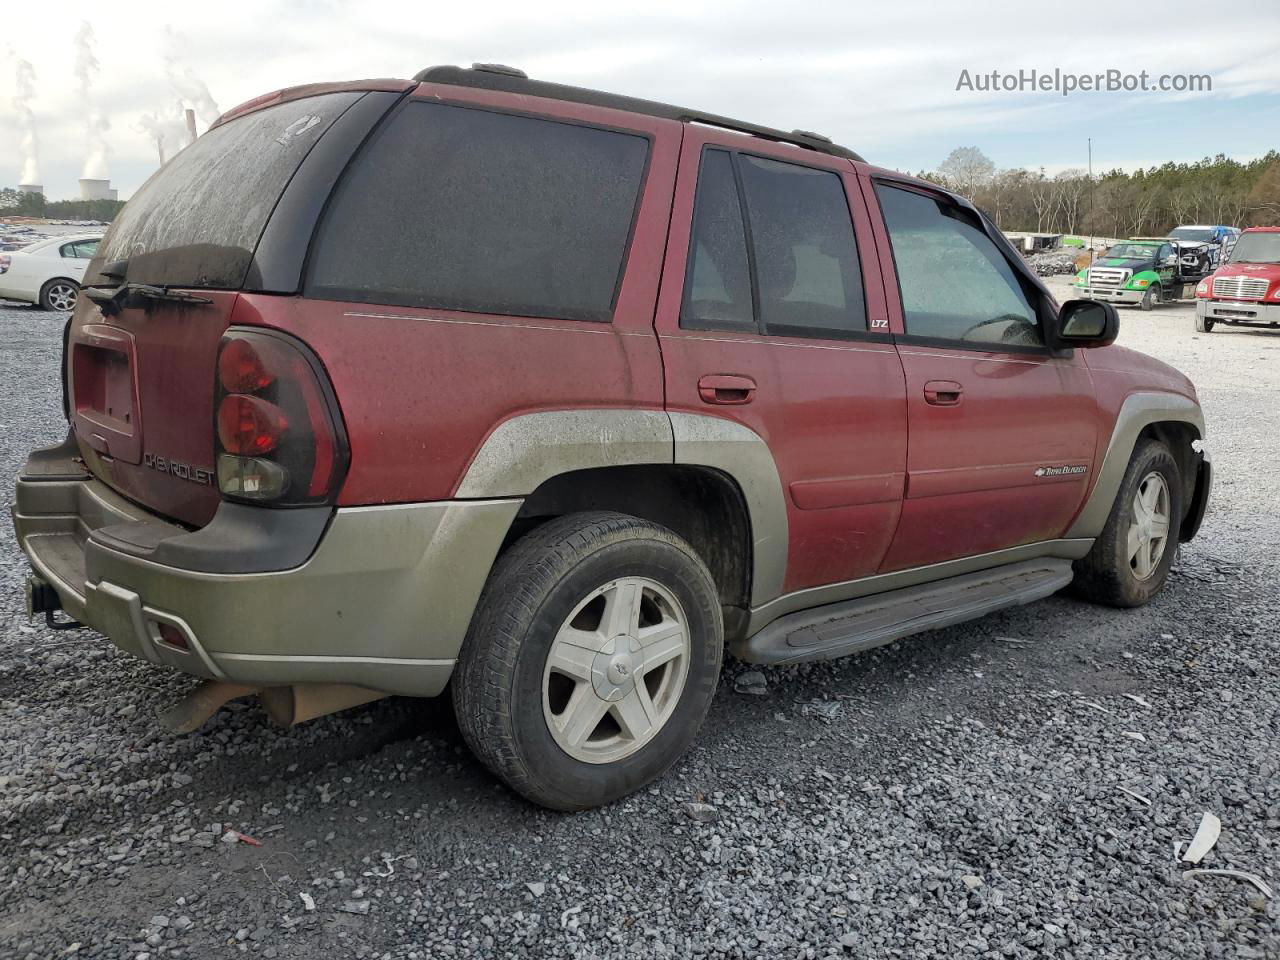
left=12, top=444, right=520, bottom=697
left=1074, top=285, right=1145, bottom=304
left=1197, top=298, right=1280, bottom=324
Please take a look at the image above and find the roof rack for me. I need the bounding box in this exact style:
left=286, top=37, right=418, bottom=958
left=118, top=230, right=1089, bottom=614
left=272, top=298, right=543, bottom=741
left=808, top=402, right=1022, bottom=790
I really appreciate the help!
left=412, top=64, right=864, bottom=163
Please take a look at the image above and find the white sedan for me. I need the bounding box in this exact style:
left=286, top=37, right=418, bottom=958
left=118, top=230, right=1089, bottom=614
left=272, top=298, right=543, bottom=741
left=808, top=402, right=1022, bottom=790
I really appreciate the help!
left=0, top=233, right=103, bottom=312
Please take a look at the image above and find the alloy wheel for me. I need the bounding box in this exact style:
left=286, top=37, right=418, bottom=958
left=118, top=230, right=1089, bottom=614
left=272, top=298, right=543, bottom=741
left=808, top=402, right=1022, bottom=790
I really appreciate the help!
left=542, top=576, right=691, bottom=764
left=1127, top=471, right=1171, bottom=581
left=47, top=283, right=78, bottom=312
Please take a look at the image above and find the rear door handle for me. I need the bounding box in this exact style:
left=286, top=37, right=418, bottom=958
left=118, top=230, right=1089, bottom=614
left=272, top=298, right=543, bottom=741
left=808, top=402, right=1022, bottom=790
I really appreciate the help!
left=923, top=380, right=963, bottom=406
left=698, top=374, right=757, bottom=405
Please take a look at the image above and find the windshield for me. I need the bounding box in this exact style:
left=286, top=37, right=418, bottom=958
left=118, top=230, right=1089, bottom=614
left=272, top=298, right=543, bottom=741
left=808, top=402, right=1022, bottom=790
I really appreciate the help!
left=1169, top=227, right=1216, bottom=243
left=91, top=91, right=361, bottom=288
left=1101, top=244, right=1156, bottom=260
left=1228, top=232, right=1280, bottom=264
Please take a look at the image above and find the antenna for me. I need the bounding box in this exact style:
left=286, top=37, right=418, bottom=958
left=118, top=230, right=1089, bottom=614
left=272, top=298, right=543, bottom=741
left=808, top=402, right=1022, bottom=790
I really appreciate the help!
left=1087, top=137, right=1094, bottom=259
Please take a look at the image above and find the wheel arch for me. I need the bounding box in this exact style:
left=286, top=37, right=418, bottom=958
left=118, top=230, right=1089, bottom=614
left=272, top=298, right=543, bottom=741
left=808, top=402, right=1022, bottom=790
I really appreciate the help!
left=453, top=409, right=789, bottom=618
left=1066, top=392, right=1205, bottom=539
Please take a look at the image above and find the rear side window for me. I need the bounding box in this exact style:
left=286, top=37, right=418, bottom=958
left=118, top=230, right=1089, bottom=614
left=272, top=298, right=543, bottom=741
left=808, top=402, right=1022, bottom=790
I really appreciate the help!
left=683, top=150, right=754, bottom=331
left=681, top=148, right=867, bottom=339
left=96, top=92, right=361, bottom=288
left=875, top=184, right=1041, bottom=348
left=306, top=102, right=650, bottom=321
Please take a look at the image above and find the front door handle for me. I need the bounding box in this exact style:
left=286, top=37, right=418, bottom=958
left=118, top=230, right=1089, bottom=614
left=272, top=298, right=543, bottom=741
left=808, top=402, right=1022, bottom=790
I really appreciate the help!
left=923, top=380, right=963, bottom=406
left=698, top=374, right=757, bottom=405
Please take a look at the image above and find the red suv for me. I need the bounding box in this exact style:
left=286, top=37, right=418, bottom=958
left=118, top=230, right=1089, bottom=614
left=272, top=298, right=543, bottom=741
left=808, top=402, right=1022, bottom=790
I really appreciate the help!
left=13, top=65, right=1211, bottom=810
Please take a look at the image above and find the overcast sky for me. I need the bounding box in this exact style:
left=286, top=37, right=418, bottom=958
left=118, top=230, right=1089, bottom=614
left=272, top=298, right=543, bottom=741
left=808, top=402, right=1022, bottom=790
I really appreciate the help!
left=5, top=0, right=1280, bottom=200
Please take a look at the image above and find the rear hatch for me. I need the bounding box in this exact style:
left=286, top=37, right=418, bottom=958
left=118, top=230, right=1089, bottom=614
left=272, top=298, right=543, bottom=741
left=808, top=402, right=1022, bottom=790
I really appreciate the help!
left=69, top=89, right=376, bottom=527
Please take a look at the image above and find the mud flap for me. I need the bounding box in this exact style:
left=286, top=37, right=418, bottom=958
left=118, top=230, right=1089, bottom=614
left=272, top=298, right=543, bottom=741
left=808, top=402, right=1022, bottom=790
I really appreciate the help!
left=158, top=680, right=261, bottom=734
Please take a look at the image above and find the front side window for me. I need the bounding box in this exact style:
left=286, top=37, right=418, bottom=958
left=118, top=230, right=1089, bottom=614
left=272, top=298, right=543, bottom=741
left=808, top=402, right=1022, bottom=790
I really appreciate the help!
left=681, top=148, right=867, bottom=339
left=307, top=102, right=650, bottom=321
left=875, top=184, right=1041, bottom=348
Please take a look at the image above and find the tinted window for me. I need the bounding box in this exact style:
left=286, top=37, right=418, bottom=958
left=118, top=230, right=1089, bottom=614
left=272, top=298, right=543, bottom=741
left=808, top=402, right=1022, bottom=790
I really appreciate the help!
left=96, top=92, right=360, bottom=288
left=876, top=184, right=1041, bottom=347
left=682, top=150, right=754, bottom=331
left=307, top=102, right=649, bottom=321
left=739, top=155, right=865, bottom=337
left=680, top=149, right=866, bottom=339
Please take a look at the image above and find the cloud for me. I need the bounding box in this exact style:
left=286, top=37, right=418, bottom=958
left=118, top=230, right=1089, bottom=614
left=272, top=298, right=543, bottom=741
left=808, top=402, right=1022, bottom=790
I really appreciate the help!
left=0, top=0, right=1277, bottom=199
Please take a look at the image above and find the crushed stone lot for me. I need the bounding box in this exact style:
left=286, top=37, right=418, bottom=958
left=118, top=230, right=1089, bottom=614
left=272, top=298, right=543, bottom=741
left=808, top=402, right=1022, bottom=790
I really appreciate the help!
left=1, top=289, right=1277, bottom=959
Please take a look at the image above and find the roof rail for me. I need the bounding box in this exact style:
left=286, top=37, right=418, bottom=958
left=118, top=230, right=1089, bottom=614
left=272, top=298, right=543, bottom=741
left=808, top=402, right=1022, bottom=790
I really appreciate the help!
left=412, top=64, right=864, bottom=163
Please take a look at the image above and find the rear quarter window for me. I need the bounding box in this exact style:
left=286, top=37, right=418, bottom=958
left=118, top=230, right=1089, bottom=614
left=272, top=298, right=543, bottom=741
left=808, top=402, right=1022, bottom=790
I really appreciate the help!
left=93, top=92, right=362, bottom=288
left=305, top=101, right=650, bottom=321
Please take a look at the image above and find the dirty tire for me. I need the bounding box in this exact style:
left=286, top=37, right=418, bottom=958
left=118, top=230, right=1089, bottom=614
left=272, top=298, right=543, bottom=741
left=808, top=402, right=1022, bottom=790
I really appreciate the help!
left=1195, top=313, right=1215, bottom=333
left=1072, top=438, right=1183, bottom=608
left=452, top=511, right=723, bottom=810
left=1140, top=285, right=1158, bottom=311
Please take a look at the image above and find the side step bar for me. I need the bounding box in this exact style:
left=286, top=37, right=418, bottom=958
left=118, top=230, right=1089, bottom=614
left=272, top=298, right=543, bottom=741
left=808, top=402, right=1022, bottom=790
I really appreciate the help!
left=733, top=559, right=1074, bottom=665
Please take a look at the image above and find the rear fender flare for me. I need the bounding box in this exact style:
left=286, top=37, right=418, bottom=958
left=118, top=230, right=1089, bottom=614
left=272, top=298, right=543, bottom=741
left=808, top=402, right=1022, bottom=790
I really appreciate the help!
left=455, top=409, right=788, bottom=606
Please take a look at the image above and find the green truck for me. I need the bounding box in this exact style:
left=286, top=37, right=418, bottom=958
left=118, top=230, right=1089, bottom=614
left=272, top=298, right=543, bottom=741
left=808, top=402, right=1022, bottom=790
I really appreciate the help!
left=1073, top=238, right=1182, bottom=310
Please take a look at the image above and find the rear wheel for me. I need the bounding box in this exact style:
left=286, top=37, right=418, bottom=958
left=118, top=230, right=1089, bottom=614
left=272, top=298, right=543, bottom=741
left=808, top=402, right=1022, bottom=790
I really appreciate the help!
left=1073, top=439, right=1182, bottom=607
left=452, top=512, right=723, bottom=810
left=1195, top=313, right=1215, bottom=333
left=39, top=279, right=79, bottom=313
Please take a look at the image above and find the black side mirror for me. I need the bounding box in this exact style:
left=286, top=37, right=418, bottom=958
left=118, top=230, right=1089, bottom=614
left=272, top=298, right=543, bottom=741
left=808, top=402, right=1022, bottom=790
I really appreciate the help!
left=1050, top=299, right=1119, bottom=349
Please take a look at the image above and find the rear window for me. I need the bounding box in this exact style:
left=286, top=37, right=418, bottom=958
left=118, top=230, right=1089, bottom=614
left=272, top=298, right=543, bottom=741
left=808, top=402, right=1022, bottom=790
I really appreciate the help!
left=305, top=101, right=650, bottom=321
left=93, top=92, right=361, bottom=288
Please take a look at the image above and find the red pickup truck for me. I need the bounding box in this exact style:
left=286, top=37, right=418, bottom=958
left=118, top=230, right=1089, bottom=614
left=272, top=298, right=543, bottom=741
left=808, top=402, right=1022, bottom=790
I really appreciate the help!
left=12, top=65, right=1211, bottom=810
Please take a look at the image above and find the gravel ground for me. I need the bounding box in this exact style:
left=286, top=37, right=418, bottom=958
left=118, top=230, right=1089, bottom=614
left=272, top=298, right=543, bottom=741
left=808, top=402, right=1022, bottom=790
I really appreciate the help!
left=1, top=290, right=1277, bottom=959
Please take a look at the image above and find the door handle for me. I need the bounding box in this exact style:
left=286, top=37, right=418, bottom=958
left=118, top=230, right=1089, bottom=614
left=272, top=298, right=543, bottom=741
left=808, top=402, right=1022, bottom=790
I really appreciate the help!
left=923, top=380, right=963, bottom=406
left=698, top=374, right=757, bottom=405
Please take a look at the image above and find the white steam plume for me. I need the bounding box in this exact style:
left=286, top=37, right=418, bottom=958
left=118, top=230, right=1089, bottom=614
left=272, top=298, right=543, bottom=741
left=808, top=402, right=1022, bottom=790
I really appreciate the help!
left=11, top=54, right=40, bottom=185
left=137, top=101, right=188, bottom=165
left=163, top=27, right=220, bottom=129
left=74, top=22, right=111, bottom=180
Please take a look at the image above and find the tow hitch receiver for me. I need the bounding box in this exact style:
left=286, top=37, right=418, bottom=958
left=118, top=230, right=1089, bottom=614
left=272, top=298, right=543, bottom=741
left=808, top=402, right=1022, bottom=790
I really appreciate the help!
left=26, top=576, right=82, bottom=631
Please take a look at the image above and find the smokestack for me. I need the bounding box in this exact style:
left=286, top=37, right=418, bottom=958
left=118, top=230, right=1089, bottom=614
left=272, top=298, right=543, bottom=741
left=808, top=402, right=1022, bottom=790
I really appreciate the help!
left=185, top=108, right=197, bottom=145
left=17, top=183, right=44, bottom=196
left=11, top=57, right=41, bottom=187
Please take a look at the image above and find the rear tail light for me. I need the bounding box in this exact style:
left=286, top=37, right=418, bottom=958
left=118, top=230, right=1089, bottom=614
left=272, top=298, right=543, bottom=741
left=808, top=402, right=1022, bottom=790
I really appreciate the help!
left=213, top=329, right=348, bottom=506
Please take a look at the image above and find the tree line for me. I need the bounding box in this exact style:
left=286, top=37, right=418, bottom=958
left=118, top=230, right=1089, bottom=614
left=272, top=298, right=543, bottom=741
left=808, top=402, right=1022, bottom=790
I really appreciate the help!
left=927, top=147, right=1280, bottom=237
left=0, top=188, right=125, bottom=224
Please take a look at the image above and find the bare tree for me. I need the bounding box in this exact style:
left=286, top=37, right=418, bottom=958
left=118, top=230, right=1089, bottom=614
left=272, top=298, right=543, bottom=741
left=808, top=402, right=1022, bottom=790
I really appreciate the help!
left=937, top=147, right=996, bottom=200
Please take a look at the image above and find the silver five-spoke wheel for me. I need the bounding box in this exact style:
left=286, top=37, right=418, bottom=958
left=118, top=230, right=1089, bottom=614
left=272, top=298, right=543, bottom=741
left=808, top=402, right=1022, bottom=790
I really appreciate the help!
left=1127, top=471, right=1171, bottom=581
left=543, top=576, right=690, bottom=764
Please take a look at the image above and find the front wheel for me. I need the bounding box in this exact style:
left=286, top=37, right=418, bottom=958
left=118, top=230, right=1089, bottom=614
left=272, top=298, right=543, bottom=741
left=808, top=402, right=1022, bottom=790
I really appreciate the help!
left=452, top=512, right=723, bottom=810
left=1072, top=439, right=1182, bottom=607
left=1195, top=312, right=1215, bottom=333
left=39, top=279, right=79, bottom=313
left=1140, top=285, right=1160, bottom=311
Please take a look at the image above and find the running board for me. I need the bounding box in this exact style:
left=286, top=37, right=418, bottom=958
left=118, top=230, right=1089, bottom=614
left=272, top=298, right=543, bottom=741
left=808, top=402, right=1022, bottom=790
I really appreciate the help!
left=733, top=559, right=1074, bottom=665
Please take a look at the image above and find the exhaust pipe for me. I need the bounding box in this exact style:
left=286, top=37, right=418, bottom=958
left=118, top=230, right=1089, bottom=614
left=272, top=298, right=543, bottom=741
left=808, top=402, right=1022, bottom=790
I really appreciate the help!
left=259, top=683, right=386, bottom=726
